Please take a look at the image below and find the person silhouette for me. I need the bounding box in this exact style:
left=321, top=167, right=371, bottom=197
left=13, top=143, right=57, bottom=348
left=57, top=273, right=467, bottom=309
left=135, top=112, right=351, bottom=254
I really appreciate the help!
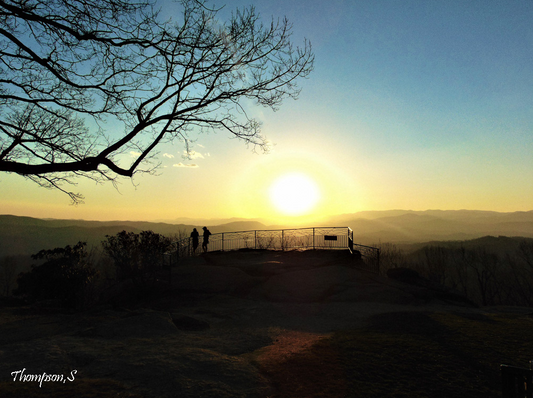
left=190, top=228, right=199, bottom=254
left=202, top=226, right=211, bottom=253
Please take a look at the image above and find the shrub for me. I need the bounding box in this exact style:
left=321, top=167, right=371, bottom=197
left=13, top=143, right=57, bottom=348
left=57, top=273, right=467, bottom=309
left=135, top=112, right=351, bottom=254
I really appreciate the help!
left=0, top=256, right=19, bottom=297
left=13, top=242, right=98, bottom=310
left=101, top=230, right=172, bottom=287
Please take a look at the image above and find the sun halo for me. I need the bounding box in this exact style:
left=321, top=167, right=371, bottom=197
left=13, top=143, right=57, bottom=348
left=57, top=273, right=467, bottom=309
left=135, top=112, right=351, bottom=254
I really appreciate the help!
left=269, top=172, right=321, bottom=216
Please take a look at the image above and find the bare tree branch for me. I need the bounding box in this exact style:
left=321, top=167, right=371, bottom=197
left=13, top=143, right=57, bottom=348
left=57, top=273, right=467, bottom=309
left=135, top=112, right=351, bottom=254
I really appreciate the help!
left=0, top=0, right=315, bottom=202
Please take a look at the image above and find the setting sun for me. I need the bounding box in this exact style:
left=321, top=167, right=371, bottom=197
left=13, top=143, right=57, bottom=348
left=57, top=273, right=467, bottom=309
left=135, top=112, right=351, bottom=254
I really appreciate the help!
left=269, top=172, right=321, bottom=216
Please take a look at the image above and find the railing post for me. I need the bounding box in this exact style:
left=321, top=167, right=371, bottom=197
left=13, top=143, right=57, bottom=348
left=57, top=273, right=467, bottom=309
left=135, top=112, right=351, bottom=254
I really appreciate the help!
left=222, top=233, right=224, bottom=252
left=313, top=228, right=315, bottom=250
left=501, top=364, right=533, bottom=398
left=255, top=230, right=257, bottom=249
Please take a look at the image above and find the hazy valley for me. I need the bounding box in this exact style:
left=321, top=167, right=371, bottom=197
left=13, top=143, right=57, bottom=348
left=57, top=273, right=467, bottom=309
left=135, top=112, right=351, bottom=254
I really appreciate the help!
left=1, top=210, right=532, bottom=258
left=1, top=211, right=533, bottom=397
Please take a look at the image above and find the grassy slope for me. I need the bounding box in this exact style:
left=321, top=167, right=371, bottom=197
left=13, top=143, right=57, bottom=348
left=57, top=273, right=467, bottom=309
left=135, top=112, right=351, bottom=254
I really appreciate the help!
left=255, top=311, right=533, bottom=398
left=0, top=310, right=531, bottom=397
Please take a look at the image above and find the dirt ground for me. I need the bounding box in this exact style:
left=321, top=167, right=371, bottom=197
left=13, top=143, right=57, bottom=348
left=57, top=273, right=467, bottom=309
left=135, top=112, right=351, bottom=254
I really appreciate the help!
left=0, top=250, right=530, bottom=397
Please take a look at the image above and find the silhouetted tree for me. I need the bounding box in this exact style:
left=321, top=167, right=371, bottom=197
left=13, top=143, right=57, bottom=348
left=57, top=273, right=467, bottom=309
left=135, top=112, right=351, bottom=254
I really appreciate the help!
left=517, top=240, right=533, bottom=269
left=0, top=256, right=18, bottom=296
left=0, top=0, right=314, bottom=202
left=450, top=246, right=473, bottom=298
left=504, top=241, right=533, bottom=306
left=102, top=230, right=172, bottom=286
left=377, top=242, right=408, bottom=271
left=14, top=242, right=98, bottom=309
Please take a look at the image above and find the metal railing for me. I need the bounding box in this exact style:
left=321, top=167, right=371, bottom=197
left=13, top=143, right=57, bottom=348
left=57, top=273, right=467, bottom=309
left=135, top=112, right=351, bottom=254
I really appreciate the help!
left=501, top=362, right=533, bottom=398
left=351, top=242, right=381, bottom=274
left=214, top=227, right=352, bottom=252
left=166, top=226, right=380, bottom=273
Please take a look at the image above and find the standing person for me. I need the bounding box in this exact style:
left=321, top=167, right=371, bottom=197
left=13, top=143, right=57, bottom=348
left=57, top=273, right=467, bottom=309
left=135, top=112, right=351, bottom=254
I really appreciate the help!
left=202, top=226, right=211, bottom=253
left=190, top=228, right=199, bottom=254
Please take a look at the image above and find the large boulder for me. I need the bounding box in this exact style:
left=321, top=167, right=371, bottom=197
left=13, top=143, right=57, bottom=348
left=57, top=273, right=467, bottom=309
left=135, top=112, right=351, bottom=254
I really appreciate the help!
left=250, top=265, right=361, bottom=302
left=172, top=265, right=262, bottom=296
left=386, top=267, right=423, bottom=285
left=386, top=267, right=477, bottom=306
left=79, top=310, right=179, bottom=339
left=172, top=315, right=210, bottom=331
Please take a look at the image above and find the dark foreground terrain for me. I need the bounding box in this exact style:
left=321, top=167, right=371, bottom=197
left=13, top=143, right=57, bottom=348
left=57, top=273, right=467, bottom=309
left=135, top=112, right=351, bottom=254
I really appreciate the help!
left=0, top=250, right=531, bottom=397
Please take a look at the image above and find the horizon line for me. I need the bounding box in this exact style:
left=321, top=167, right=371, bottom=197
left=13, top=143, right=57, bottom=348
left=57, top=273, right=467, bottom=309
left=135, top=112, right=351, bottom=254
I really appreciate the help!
left=1, top=208, right=532, bottom=225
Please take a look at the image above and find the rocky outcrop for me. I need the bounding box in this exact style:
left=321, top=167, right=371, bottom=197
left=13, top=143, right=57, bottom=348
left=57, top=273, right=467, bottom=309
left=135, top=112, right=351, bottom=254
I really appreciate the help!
left=172, top=264, right=262, bottom=296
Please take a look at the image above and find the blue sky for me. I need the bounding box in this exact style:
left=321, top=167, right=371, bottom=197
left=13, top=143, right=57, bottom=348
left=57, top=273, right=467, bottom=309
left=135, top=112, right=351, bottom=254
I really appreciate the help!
left=1, top=0, right=532, bottom=222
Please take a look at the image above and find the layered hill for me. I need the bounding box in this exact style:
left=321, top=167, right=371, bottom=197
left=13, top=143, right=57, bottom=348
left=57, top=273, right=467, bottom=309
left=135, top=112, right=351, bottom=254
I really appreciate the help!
left=1, top=210, right=532, bottom=257
left=0, top=215, right=266, bottom=257
left=326, top=210, right=533, bottom=244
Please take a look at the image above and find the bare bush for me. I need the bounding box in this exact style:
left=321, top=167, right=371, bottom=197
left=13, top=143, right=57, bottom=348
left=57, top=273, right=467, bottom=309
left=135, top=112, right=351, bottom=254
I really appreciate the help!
left=102, top=230, right=172, bottom=287
left=374, top=243, right=409, bottom=274
left=377, top=239, right=533, bottom=307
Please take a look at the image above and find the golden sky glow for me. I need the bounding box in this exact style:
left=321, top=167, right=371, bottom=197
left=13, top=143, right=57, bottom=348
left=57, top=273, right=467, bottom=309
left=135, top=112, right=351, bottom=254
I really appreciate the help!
left=1, top=0, right=532, bottom=223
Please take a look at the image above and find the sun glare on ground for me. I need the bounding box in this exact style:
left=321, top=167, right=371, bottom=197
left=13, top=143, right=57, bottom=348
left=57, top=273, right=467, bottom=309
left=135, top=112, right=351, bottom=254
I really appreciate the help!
left=269, top=172, right=321, bottom=216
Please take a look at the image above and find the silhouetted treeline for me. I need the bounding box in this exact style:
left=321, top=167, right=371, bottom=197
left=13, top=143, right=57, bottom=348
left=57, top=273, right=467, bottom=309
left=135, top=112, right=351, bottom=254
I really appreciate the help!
left=1, top=230, right=182, bottom=310
left=3, top=232, right=533, bottom=309
left=378, top=237, right=533, bottom=307
left=14, top=242, right=98, bottom=310
left=0, top=214, right=264, bottom=257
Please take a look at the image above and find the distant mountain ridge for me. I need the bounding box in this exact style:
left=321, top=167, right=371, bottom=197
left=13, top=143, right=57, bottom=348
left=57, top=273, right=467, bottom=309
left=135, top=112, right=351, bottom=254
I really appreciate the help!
left=0, top=215, right=266, bottom=257
left=330, top=209, right=533, bottom=222
left=1, top=210, right=532, bottom=256
left=326, top=210, right=533, bottom=245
